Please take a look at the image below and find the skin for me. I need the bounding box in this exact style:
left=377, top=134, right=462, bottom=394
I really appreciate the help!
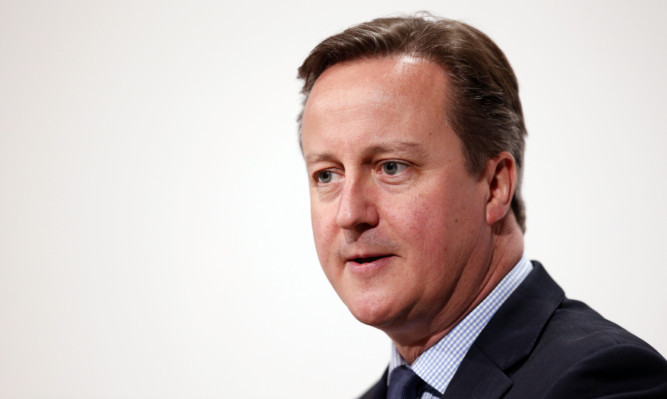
left=301, top=55, right=524, bottom=363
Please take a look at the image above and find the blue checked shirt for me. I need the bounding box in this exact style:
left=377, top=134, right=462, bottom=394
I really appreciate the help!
left=387, top=256, right=533, bottom=398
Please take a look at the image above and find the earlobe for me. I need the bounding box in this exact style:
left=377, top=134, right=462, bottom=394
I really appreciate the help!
left=485, top=152, right=517, bottom=226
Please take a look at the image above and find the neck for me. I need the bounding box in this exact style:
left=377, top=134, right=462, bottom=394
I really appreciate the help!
left=392, top=214, right=524, bottom=364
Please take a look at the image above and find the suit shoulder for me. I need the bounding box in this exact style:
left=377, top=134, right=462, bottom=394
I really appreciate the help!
left=508, top=298, right=667, bottom=398
left=545, top=298, right=658, bottom=352
left=541, top=343, right=667, bottom=398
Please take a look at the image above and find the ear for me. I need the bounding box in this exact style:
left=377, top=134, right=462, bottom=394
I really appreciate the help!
left=484, top=152, right=517, bottom=226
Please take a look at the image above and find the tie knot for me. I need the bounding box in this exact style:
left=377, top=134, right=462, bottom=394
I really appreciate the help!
left=388, top=366, right=422, bottom=399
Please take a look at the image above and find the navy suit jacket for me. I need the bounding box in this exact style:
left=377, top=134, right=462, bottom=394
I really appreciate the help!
left=359, top=262, right=667, bottom=398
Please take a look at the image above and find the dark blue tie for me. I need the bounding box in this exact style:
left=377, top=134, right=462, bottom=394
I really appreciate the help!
left=387, top=366, right=422, bottom=399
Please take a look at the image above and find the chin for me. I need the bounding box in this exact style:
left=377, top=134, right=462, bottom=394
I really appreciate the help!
left=344, top=292, right=399, bottom=328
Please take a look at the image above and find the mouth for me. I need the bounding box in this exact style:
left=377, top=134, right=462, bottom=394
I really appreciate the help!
left=345, top=254, right=395, bottom=273
left=350, top=255, right=390, bottom=264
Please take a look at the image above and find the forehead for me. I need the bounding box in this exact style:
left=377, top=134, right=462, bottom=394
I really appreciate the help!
left=305, top=55, right=448, bottom=115
left=301, top=55, right=453, bottom=155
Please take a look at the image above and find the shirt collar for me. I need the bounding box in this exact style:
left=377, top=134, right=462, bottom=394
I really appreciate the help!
left=388, top=255, right=533, bottom=394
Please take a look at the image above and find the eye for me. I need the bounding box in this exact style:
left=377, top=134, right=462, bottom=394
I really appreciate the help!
left=317, top=170, right=334, bottom=184
left=314, top=169, right=342, bottom=185
left=380, top=161, right=407, bottom=176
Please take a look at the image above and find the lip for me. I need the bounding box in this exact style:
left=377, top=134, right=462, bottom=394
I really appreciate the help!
left=345, top=254, right=395, bottom=274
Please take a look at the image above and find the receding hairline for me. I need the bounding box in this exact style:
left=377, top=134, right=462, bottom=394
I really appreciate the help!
left=299, top=53, right=456, bottom=139
left=300, top=50, right=453, bottom=99
left=296, top=13, right=529, bottom=231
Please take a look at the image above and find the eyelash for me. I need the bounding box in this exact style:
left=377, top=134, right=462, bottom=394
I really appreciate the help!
left=313, top=168, right=341, bottom=185
left=312, top=160, right=411, bottom=186
left=378, top=161, right=408, bottom=176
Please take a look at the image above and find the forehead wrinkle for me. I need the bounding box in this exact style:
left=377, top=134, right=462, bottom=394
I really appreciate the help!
left=361, top=141, right=428, bottom=159
left=308, top=88, right=394, bottom=116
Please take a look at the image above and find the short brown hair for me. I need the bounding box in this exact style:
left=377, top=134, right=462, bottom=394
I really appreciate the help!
left=297, top=13, right=527, bottom=231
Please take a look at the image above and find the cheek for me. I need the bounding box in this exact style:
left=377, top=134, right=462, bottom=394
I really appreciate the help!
left=408, top=206, right=448, bottom=258
left=392, top=190, right=451, bottom=236
left=310, top=205, right=337, bottom=262
left=389, top=189, right=467, bottom=260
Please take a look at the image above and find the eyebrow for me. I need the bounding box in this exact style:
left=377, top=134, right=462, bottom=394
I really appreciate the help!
left=305, top=141, right=427, bottom=164
left=305, top=152, right=336, bottom=165
left=363, top=142, right=427, bottom=158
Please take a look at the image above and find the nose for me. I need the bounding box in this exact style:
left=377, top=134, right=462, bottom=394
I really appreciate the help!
left=336, top=175, right=379, bottom=232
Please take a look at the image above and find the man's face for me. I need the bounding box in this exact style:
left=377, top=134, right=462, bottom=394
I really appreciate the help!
left=301, top=56, right=495, bottom=339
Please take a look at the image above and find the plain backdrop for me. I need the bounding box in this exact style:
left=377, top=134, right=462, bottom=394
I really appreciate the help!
left=1, top=0, right=666, bottom=397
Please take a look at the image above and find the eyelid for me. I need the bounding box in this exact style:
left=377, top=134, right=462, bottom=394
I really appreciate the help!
left=374, top=160, right=414, bottom=184
left=377, top=159, right=410, bottom=172
left=312, top=167, right=343, bottom=185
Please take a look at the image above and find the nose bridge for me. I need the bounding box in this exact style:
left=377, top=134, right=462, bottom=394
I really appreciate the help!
left=336, top=171, right=378, bottom=230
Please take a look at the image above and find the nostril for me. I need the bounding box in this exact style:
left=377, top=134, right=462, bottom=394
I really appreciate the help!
left=354, top=222, right=376, bottom=233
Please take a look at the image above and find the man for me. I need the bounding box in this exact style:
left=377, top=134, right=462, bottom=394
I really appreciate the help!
left=297, top=14, right=667, bottom=398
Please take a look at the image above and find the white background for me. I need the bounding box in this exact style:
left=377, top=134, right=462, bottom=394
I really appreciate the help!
left=1, top=0, right=665, bottom=397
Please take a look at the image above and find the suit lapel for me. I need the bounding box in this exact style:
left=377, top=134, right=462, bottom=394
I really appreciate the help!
left=443, top=262, right=565, bottom=399
left=358, top=263, right=565, bottom=399
left=441, top=344, right=512, bottom=398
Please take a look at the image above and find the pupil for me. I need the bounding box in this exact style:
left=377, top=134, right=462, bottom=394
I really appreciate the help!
left=385, top=162, right=397, bottom=174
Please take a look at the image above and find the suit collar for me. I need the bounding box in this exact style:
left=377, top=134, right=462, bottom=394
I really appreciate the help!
left=359, top=262, right=565, bottom=399
left=443, top=262, right=565, bottom=398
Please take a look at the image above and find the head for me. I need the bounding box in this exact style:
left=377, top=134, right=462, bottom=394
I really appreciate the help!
left=297, top=14, right=526, bottom=351
left=298, top=14, right=527, bottom=230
